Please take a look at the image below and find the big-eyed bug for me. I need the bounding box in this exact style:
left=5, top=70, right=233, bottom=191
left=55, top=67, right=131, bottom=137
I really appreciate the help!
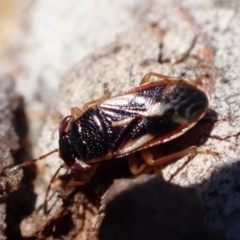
left=5, top=72, right=209, bottom=199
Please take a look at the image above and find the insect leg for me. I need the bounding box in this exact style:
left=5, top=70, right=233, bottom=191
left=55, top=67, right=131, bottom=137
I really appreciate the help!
left=127, top=153, right=148, bottom=175
left=71, top=107, right=84, bottom=120
left=140, top=72, right=172, bottom=85
left=44, top=163, right=66, bottom=213
left=83, top=84, right=111, bottom=111
left=67, top=164, right=99, bottom=186
left=141, top=146, right=218, bottom=166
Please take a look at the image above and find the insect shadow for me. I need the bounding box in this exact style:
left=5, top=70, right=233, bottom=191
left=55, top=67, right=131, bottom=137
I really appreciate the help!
left=3, top=73, right=219, bottom=238
left=98, top=156, right=240, bottom=240
left=4, top=107, right=218, bottom=239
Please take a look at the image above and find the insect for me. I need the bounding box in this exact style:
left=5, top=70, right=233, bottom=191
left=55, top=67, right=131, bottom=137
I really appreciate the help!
left=6, top=72, right=209, bottom=195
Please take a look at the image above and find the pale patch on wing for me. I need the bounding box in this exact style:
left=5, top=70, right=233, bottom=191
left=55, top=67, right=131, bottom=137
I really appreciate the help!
left=93, top=114, right=102, bottom=128
left=142, top=102, right=164, bottom=117
left=102, top=93, right=166, bottom=118
left=112, top=117, right=134, bottom=127
left=117, top=134, right=154, bottom=155
left=103, top=93, right=136, bottom=107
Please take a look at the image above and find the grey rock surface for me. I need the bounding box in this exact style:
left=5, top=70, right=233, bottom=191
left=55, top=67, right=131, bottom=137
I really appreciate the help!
left=2, top=0, right=240, bottom=239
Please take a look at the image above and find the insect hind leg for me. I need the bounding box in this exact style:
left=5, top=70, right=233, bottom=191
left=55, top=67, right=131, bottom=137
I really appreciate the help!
left=140, top=72, right=174, bottom=85
left=127, top=147, right=197, bottom=175
left=127, top=153, right=148, bottom=175
left=140, top=146, right=218, bottom=177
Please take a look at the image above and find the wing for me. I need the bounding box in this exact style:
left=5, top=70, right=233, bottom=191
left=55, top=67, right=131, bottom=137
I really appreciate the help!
left=97, top=79, right=208, bottom=157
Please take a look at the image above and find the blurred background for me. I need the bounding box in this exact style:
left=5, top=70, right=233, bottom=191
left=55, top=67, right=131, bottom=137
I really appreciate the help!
left=2, top=1, right=240, bottom=240
left=0, top=0, right=143, bottom=147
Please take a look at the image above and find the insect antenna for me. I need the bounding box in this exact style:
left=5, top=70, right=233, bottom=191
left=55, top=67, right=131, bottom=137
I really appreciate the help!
left=4, top=149, right=59, bottom=174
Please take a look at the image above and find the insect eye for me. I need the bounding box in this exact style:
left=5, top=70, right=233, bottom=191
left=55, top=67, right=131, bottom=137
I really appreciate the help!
left=59, top=116, right=73, bottom=134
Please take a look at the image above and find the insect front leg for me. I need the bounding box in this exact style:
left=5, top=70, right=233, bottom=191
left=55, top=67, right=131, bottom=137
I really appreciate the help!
left=44, top=164, right=98, bottom=213
left=44, top=163, right=66, bottom=213
left=67, top=164, right=99, bottom=186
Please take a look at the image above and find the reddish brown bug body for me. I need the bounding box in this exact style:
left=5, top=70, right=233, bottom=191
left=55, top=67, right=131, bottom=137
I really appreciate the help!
left=7, top=72, right=209, bottom=187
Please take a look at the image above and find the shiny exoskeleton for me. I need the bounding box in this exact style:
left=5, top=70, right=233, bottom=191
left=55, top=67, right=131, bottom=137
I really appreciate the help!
left=6, top=72, right=209, bottom=187
left=58, top=73, right=209, bottom=176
